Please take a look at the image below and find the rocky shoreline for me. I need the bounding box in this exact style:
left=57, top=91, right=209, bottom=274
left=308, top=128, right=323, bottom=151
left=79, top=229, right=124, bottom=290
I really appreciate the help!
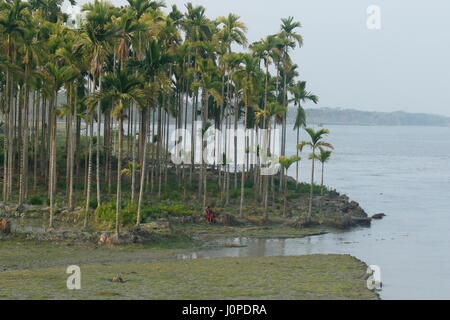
left=0, top=187, right=384, bottom=245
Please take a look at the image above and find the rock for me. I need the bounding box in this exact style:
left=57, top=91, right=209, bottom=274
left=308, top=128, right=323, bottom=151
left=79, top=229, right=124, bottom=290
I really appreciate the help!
left=288, top=218, right=318, bottom=229
left=179, top=215, right=201, bottom=224
left=127, top=227, right=154, bottom=243
left=143, top=220, right=169, bottom=230
left=141, top=218, right=174, bottom=233
left=218, top=213, right=241, bottom=226
left=98, top=233, right=112, bottom=246
left=351, top=217, right=371, bottom=227
left=327, top=190, right=340, bottom=198
left=15, top=204, right=40, bottom=213
left=27, top=212, right=42, bottom=219
left=111, top=275, right=125, bottom=283
left=372, top=213, right=386, bottom=220
left=0, top=218, right=11, bottom=234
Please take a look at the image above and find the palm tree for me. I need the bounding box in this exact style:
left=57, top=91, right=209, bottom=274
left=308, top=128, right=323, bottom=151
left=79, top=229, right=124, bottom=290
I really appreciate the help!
left=191, top=55, right=223, bottom=210
left=38, top=62, right=79, bottom=229
left=18, top=26, right=43, bottom=207
left=89, top=69, right=145, bottom=236
left=55, top=31, right=87, bottom=212
left=297, top=128, right=334, bottom=219
left=250, top=35, right=280, bottom=113
left=256, top=101, right=286, bottom=219
left=315, top=147, right=332, bottom=195
left=127, top=0, right=165, bottom=20
left=271, top=17, right=303, bottom=201
left=216, top=13, right=247, bottom=52
left=130, top=39, right=172, bottom=226
left=82, top=0, right=119, bottom=209
left=29, top=0, right=75, bottom=23
left=233, top=54, right=261, bottom=218
left=289, top=80, right=318, bottom=183
left=0, top=0, right=31, bottom=202
left=278, top=17, right=303, bottom=159
left=215, top=14, right=247, bottom=200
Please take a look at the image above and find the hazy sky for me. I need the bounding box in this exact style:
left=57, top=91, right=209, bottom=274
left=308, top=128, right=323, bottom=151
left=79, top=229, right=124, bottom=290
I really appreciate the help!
left=65, top=0, right=450, bottom=116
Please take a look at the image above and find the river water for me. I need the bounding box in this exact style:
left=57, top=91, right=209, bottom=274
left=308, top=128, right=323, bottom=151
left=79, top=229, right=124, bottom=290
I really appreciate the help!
left=178, top=125, right=450, bottom=300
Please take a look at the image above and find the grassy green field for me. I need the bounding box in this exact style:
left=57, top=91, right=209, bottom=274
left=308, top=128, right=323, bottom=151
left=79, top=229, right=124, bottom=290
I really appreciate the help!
left=0, top=252, right=377, bottom=300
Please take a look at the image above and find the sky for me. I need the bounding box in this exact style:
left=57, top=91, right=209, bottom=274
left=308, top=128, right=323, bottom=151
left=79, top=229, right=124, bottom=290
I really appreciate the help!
left=63, top=0, right=450, bottom=117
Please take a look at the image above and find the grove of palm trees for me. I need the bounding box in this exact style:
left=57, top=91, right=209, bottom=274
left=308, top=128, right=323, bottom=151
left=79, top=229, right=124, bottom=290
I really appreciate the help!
left=0, top=0, right=350, bottom=238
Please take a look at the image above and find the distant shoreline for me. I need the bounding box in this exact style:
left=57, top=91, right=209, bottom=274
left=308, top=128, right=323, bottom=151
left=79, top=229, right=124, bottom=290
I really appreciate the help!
left=288, top=107, right=450, bottom=127
left=306, top=122, right=450, bottom=128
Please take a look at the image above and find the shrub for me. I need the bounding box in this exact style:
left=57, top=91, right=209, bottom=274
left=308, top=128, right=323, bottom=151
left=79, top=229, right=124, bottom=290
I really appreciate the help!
left=121, top=202, right=138, bottom=225
left=95, top=201, right=116, bottom=227
left=296, top=183, right=325, bottom=195
left=161, top=190, right=183, bottom=201
left=244, top=179, right=254, bottom=188
left=95, top=201, right=195, bottom=226
left=95, top=201, right=137, bottom=227
left=81, top=198, right=98, bottom=210
left=229, top=188, right=240, bottom=199
left=287, top=192, right=299, bottom=200
left=229, top=188, right=254, bottom=200
left=28, top=195, right=44, bottom=205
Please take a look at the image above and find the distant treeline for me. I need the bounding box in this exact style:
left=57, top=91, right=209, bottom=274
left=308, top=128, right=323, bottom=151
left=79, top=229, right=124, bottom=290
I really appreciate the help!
left=288, top=107, right=450, bottom=127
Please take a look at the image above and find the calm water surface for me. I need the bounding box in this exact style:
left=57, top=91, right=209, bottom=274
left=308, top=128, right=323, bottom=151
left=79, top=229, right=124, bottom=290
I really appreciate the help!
left=179, top=125, right=450, bottom=300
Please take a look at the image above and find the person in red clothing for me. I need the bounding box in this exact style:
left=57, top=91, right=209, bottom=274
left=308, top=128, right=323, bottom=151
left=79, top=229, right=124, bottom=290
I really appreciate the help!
left=204, top=207, right=216, bottom=224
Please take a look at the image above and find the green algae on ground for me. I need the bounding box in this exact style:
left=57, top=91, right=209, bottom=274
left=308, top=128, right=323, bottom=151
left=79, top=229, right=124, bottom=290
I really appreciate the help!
left=0, top=238, right=199, bottom=271
left=174, top=215, right=328, bottom=239
left=0, top=254, right=377, bottom=300
left=179, top=223, right=327, bottom=238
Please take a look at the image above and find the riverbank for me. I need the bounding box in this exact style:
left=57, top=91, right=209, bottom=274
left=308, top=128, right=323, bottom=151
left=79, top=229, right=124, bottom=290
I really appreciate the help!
left=0, top=239, right=377, bottom=300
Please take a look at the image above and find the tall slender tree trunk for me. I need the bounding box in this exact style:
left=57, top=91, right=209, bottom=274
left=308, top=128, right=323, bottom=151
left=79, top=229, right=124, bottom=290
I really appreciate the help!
left=131, top=105, right=137, bottom=202
left=84, top=121, right=93, bottom=228
left=96, top=76, right=102, bottom=208
left=136, top=110, right=148, bottom=226
left=19, top=71, right=30, bottom=207
left=48, top=95, right=57, bottom=230
left=2, top=66, right=10, bottom=202
left=239, top=105, right=248, bottom=218
left=67, top=88, right=75, bottom=211
left=115, top=116, right=124, bottom=237
left=33, top=91, right=41, bottom=192
left=233, top=96, right=238, bottom=189
left=3, top=111, right=9, bottom=202
left=296, top=126, right=300, bottom=182
left=308, top=147, right=315, bottom=219
left=202, top=93, right=208, bottom=210
left=6, top=77, right=15, bottom=201
left=75, top=117, right=81, bottom=185
left=320, top=162, right=325, bottom=196
left=263, top=124, right=271, bottom=221
left=283, top=168, right=287, bottom=216
left=104, top=112, right=111, bottom=193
